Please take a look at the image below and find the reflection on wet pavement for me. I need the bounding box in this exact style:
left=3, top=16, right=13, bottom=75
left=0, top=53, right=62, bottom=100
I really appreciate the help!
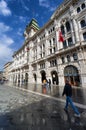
left=0, top=99, right=86, bottom=130
left=19, top=83, right=86, bottom=105
left=0, top=84, right=86, bottom=130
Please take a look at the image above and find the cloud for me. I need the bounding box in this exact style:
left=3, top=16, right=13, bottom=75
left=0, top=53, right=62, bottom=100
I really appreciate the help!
left=39, top=0, right=56, bottom=12
left=0, top=44, right=13, bottom=70
left=19, top=16, right=26, bottom=22
left=20, top=0, right=29, bottom=11
left=49, top=6, right=57, bottom=12
left=0, top=22, right=14, bottom=70
left=17, top=28, right=23, bottom=36
left=0, top=0, right=11, bottom=16
left=39, top=0, right=50, bottom=8
left=0, top=35, right=14, bottom=45
left=0, top=44, right=13, bottom=61
left=0, top=22, right=11, bottom=33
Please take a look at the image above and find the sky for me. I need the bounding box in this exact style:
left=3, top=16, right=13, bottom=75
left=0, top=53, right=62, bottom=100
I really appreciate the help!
left=0, top=0, right=64, bottom=70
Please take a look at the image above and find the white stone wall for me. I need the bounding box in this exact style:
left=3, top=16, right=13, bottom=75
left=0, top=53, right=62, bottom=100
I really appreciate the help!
left=9, top=0, right=86, bottom=87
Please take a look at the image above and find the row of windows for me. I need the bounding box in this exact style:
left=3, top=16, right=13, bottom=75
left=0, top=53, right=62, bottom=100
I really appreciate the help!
left=61, top=21, right=71, bottom=34
left=61, top=53, right=78, bottom=64
left=31, top=29, right=86, bottom=60
left=63, top=37, right=73, bottom=48
left=49, top=47, right=56, bottom=54
left=35, top=52, right=78, bottom=69
left=29, top=31, right=86, bottom=61
left=39, top=59, right=57, bottom=70
left=50, top=59, right=57, bottom=67
left=48, top=27, right=55, bottom=34
left=49, top=38, right=56, bottom=45
left=39, top=27, right=55, bottom=41
left=40, top=63, right=45, bottom=69
left=40, top=52, right=45, bottom=58
left=77, top=3, right=86, bottom=13
left=33, top=66, right=37, bottom=71
left=40, top=34, right=45, bottom=40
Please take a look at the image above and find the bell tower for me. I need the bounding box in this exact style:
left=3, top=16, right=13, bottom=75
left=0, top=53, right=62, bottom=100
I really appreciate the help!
left=24, top=18, right=40, bottom=40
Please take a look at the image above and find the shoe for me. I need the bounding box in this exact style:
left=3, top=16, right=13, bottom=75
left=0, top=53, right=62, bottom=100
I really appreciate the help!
left=74, top=114, right=80, bottom=117
left=64, top=108, right=68, bottom=112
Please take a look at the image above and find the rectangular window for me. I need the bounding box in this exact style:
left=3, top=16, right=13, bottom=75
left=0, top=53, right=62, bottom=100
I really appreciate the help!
left=83, top=32, right=86, bottom=40
left=61, top=57, right=65, bottom=63
left=68, top=37, right=73, bottom=46
left=63, top=40, right=67, bottom=48
left=73, top=53, right=78, bottom=61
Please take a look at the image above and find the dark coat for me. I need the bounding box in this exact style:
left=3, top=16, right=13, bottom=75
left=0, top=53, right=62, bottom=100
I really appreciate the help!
left=62, top=83, right=72, bottom=97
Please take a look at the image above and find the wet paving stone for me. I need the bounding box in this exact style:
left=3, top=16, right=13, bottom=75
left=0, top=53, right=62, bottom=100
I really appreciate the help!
left=0, top=84, right=86, bottom=130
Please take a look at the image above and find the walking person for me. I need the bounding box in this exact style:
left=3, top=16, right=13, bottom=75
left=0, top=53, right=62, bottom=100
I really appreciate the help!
left=62, top=79, right=80, bottom=117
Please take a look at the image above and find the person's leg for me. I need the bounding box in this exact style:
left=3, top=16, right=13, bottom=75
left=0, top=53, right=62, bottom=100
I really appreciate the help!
left=68, top=97, right=80, bottom=115
left=65, top=96, right=69, bottom=110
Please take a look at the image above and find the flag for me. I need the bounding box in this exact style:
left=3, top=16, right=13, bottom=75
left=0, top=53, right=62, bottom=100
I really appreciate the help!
left=26, top=47, right=30, bottom=51
left=58, top=31, right=64, bottom=42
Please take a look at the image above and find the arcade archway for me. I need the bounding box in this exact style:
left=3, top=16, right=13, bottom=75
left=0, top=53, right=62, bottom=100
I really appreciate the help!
left=40, top=70, right=46, bottom=83
left=64, top=65, right=80, bottom=86
left=18, top=74, right=20, bottom=86
left=25, top=73, right=28, bottom=85
left=33, top=73, right=37, bottom=82
left=51, top=71, right=59, bottom=85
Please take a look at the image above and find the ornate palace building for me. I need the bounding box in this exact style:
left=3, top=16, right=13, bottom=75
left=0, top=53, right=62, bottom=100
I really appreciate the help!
left=8, top=0, right=86, bottom=87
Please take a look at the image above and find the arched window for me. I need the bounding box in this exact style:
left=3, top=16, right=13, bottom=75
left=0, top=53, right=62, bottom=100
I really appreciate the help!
left=83, top=32, right=86, bottom=40
left=80, top=20, right=86, bottom=28
left=55, top=59, right=57, bottom=65
left=53, top=47, right=55, bottom=53
left=43, top=43, right=45, bottom=48
left=61, top=57, right=65, bottom=63
left=50, top=49, right=52, bottom=54
left=81, top=3, right=85, bottom=9
left=73, top=53, right=78, bottom=61
left=66, top=21, right=71, bottom=32
left=61, top=25, right=65, bottom=35
left=67, top=55, right=71, bottom=62
left=53, top=38, right=55, bottom=43
left=64, top=65, right=80, bottom=86
left=77, top=7, right=81, bottom=13
left=63, top=40, right=67, bottom=48
left=49, top=39, right=51, bottom=46
left=68, top=37, right=72, bottom=46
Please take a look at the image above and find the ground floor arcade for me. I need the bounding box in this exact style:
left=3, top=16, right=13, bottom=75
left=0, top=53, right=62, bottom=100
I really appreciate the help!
left=9, top=63, right=86, bottom=87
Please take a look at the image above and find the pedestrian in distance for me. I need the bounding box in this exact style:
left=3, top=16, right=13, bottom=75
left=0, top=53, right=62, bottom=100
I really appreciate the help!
left=45, top=79, right=49, bottom=88
left=62, top=79, right=80, bottom=117
left=48, top=79, right=51, bottom=88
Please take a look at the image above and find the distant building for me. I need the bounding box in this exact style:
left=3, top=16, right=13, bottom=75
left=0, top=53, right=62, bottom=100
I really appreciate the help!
left=3, top=62, right=12, bottom=81
left=9, top=0, right=86, bottom=87
left=0, top=71, right=3, bottom=80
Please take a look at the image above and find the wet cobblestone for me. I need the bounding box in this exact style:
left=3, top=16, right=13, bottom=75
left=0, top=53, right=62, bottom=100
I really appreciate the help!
left=0, top=84, right=86, bottom=130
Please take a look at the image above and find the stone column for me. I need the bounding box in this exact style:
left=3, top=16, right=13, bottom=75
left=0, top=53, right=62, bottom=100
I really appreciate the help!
left=70, top=19, right=76, bottom=44
left=37, top=64, right=41, bottom=84
left=72, top=18, right=80, bottom=42
left=54, top=19, right=60, bottom=51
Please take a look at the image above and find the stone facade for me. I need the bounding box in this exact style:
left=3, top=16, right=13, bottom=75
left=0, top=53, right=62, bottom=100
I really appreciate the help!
left=3, top=62, right=12, bottom=81
left=0, top=71, right=3, bottom=80
left=9, top=0, right=86, bottom=87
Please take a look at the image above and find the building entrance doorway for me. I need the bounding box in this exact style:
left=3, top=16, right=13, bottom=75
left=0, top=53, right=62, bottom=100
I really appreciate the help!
left=51, top=71, right=59, bottom=85
left=25, top=73, right=28, bottom=85
left=18, top=74, right=20, bottom=86
left=64, top=65, right=80, bottom=86
left=40, top=70, right=46, bottom=83
left=33, top=74, right=37, bottom=82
